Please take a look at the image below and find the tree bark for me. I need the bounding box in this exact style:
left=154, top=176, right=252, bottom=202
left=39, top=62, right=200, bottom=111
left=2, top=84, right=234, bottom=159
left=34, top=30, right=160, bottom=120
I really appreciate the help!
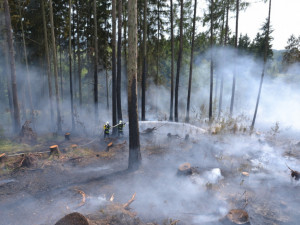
left=128, top=0, right=141, bottom=171
left=18, top=1, right=34, bottom=126
left=141, top=0, right=147, bottom=121
left=169, top=0, right=174, bottom=121
left=186, top=0, right=197, bottom=123
left=4, top=0, right=21, bottom=133
left=93, top=0, right=99, bottom=121
left=76, top=0, right=82, bottom=106
left=218, top=0, right=229, bottom=118
left=209, top=0, right=214, bottom=122
left=49, top=0, right=62, bottom=132
left=251, top=0, right=272, bottom=129
left=175, top=0, right=184, bottom=122
left=117, top=0, right=123, bottom=121
left=69, top=0, right=75, bottom=131
left=230, top=0, right=239, bottom=116
left=42, top=0, right=54, bottom=126
left=112, top=0, right=117, bottom=133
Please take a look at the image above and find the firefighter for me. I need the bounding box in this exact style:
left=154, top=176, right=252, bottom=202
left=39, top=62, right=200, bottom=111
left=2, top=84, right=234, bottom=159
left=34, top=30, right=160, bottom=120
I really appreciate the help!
left=117, top=120, right=126, bottom=137
left=103, top=122, right=111, bottom=138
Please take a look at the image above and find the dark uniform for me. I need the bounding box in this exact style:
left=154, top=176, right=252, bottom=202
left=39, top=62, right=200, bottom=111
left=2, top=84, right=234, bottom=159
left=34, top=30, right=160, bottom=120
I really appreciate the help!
left=117, top=121, right=126, bottom=137
left=103, top=123, right=111, bottom=138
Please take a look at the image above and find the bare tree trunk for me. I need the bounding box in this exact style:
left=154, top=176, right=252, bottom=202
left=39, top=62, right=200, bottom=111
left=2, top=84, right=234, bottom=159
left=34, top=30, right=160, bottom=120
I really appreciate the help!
left=18, top=1, right=34, bottom=126
left=128, top=0, right=141, bottom=171
left=69, top=0, right=75, bottom=131
left=3, top=32, right=14, bottom=124
left=186, top=0, right=197, bottom=123
left=175, top=0, right=184, bottom=122
left=76, top=0, right=82, bottom=106
left=112, top=0, right=117, bottom=133
left=93, top=0, right=99, bottom=121
left=141, top=0, right=147, bottom=121
left=169, top=0, right=174, bottom=121
left=230, top=0, right=239, bottom=116
left=117, top=0, right=123, bottom=121
left=251, top=0, right=272, bottom=129
left=218, top=0, right=230, bottom=118
left=42, top=0, right=54, bottom=126
left=4, top=0, right=21, bottom=133
left=59, top=37, right=63, bottom=100
left=209, top=0, right=214, bottom=122
left=49, top=0, right=62, bottom=132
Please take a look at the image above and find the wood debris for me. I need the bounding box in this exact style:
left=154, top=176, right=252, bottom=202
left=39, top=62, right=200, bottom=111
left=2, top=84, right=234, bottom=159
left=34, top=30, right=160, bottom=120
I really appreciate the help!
left=74, top=189, right=86, bottom=207
left=123, top=193, right=136, bottom=210
left=286, top=163, right=300, bottom=181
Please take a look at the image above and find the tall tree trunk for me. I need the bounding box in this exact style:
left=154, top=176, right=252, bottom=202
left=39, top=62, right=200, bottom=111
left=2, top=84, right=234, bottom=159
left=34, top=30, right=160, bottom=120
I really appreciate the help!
left=128, top=0, right=141, bottom=170
left=169, top=0, right=174, bottom=121
left=174, top=0, right=184, bottom=122
left=186, top=0, right=197, bottom=123
left=218, top=0, right=230, bottom=118
left=3, top=31, right=14, bottom=123
left=93, top=0, right=99, bottom=121
left=251, top=0, right=272, bottom=129
left=141, top=0, right=147, bottom=121
left=230, top=0, right=239, bottom=116
left=209, top=0, right=214, bottom=122
left=117, top=0, right=123, bottom=121
left=18, top=2, right=34, bottom=125
left=59, top=37, right=63, bottom=100
left=4, top=0, right=21, bottom=133
left=42, top=0, right=54, bottom=126
left=69, top=0, right=75, bottom=130
left=76, top=0, right=82, bottom=106
left=105, top=17, right=109, bottom=110
left=112, top=0, right=117, bottom=133
left=49, top=0, right=62, bottom=132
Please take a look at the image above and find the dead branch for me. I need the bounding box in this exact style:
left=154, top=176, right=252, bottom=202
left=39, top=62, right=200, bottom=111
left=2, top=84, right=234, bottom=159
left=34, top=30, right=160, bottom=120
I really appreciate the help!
left=169, top=220, right=180, bottom=225
left=123, top=193, right=136, bottom=209
left=74, top=189, right=86, bottom=207
left=110, top=193, right=114, bottom=202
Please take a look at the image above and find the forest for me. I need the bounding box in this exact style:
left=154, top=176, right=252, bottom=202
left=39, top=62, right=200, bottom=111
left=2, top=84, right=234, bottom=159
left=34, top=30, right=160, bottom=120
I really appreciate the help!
left=1, top=0, right=300, bottom=224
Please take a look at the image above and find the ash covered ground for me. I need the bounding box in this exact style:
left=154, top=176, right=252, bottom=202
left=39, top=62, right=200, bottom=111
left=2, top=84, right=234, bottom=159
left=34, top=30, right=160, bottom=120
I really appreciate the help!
left=1, top=121, right=300, bottom=225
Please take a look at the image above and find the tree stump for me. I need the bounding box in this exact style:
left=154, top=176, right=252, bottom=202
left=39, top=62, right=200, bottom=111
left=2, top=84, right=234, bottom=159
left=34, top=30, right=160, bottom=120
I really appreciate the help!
left=50, top=145, right=61, bottom=156
left=20, top=154, right=37, bottom=168
left=65, top=132, right=71, bottom=140
left=71, top=144, right=78, bottom=150
left=106, top=142, right=113, bottom=152
left=55, top=212, right=89, bottom=225
left=177, top=162, right=192, bottom=176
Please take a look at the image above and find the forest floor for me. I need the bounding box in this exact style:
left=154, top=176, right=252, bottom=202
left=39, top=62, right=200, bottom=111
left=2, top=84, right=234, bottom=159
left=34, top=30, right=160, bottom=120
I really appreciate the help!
left=1, top=122, right=300, bottom=225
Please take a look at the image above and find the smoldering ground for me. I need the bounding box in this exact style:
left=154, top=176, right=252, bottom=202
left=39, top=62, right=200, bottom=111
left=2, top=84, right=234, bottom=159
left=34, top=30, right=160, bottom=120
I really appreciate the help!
left=2, top=122, right=300, bottom=224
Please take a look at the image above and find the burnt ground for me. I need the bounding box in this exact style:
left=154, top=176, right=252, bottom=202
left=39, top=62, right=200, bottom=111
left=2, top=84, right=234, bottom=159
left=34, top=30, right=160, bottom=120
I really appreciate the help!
left=1, top=130, right=300, bottom=225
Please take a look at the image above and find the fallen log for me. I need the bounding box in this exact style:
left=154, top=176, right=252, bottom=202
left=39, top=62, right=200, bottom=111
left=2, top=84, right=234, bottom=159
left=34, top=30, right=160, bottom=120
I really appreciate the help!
left=140, top=127, right=157, bottom=134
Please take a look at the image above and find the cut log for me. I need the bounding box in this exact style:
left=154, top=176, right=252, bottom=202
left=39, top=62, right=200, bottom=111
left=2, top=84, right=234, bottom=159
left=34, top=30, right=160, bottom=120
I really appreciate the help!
left=50, top=145, right=61, bottom=156
left=65, top=132, right=71, bottom=140
left=177, top=162, right=192, bottom=176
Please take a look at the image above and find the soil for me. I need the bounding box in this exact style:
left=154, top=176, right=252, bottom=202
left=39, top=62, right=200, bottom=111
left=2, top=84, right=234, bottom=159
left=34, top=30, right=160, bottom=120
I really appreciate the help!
left=1, top=130, right=300, bottom=225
